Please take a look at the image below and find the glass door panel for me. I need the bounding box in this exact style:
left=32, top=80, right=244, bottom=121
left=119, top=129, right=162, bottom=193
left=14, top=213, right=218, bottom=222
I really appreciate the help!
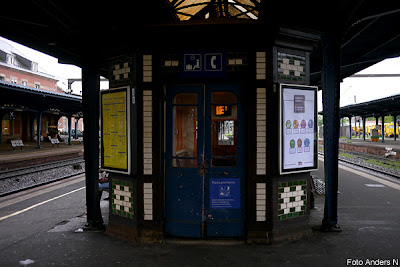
left=211, top=92, right=238, bottom=167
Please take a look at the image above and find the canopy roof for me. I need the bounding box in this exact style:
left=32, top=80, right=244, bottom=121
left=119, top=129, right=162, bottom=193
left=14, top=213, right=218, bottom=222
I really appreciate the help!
left=339, top=94, right=400, bottom=118
left=0, top=1, right=400, bottom=85
left=167, top=0, right=260, bottom=20
left=0, top=80, right=82, bottom=116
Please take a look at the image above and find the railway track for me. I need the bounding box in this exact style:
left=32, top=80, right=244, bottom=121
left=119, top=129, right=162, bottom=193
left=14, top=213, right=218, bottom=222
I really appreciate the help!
left=0, top=158, right=85, bottom=197
left=318, top=145, right=400, bottom=180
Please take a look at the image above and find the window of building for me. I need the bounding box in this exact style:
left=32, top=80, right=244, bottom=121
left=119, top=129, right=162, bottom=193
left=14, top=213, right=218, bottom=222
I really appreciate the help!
left=22, top=81, right=27, bottom=86
left=11, top=79, right=17, bottom=84
left=2, top=113, right=12, bottom=135
left=35, top=83, right=40, bottom=89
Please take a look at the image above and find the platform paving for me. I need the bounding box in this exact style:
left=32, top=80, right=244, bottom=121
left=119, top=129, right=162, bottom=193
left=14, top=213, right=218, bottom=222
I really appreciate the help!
left=0, top=160, right=399, bottom=266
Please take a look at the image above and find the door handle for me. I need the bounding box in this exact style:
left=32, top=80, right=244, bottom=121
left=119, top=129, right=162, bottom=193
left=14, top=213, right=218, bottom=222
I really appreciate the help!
left=223, top=172, right=229, bottom=176
left=200, top=154, right=208, bottom=175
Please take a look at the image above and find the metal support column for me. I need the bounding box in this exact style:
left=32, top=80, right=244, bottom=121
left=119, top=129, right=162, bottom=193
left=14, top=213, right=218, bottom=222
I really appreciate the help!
left=321, top=32, right=341, bottom=232
left=74, top=118, right=79, bottom=139
left=349, top=116, right=352, bottom=139
left=362, top=116, right=366, bottom=140
left=82, top=61, right=103, bottom=230
left=382, top=115, right=385, bottom=143
left=0, top=111, right=4, bottom=144
left=36, top=111, right=42, bottom=148
left=395, top=115, right=398, bottom=141
left=67, top=115, right=72, bottom=145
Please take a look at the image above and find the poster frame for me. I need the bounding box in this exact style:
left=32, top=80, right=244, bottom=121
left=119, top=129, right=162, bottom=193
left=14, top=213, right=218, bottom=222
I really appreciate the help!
left=100, top=86, right=131, bottom=175
left=279, top=83, right=318, bottom=175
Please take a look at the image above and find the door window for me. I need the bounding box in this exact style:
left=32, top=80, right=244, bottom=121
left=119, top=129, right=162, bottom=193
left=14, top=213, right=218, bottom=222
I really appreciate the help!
left=173, top=93, right=198, bottom=168
left=211, top=92, right=238, bottom=167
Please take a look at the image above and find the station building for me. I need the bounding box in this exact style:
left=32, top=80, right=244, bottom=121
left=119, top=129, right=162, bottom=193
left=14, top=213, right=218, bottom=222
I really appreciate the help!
left=98, top=7, right=320, bottom=243
left=2, top=0, right=400, bottom=245
left=0, top=39, right=83, bottom=146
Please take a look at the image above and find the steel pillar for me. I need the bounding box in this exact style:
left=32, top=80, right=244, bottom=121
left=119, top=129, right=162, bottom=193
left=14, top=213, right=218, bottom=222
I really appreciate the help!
left=36, top=111, right=42, bottom=148
left=82, top=61, right=103, bottom=230
left=349, top=116, right=352, bottom=139
left=321, top=33, right=341, bottom=231
left=395, top=115, right=398, bottom=141
left=74, top=118, right=79, bottom=139
left=67, top=115, right=72, bottom=145
left=362, top=116, right=366, bottom=140
left=382, top=115, right=385, bottom=143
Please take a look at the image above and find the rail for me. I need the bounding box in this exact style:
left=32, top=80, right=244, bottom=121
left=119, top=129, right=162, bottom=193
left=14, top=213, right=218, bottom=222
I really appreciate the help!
left=0, top=158, right=85, bottom=197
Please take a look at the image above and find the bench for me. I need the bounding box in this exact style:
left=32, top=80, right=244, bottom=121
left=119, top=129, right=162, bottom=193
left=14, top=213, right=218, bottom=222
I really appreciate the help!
left=11, top=140, right=27, bottom=150
left=50, top=138, right=60, bottom=147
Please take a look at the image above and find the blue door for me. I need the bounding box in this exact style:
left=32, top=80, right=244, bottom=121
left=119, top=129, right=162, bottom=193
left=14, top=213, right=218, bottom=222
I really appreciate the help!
left=165, top=84, right=244, bottom=238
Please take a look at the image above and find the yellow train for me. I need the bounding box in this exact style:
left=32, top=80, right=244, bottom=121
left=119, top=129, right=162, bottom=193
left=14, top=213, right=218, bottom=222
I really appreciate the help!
left=357, top=123, right=399, bottom=137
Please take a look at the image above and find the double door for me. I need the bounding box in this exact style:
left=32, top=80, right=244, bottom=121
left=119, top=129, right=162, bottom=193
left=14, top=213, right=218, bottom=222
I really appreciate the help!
left=165, top=84, right=244, bottom=238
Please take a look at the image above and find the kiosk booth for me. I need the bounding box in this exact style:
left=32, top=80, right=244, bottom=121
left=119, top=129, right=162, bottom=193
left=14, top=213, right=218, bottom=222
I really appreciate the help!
left=100, top=30, right=319, bottom=243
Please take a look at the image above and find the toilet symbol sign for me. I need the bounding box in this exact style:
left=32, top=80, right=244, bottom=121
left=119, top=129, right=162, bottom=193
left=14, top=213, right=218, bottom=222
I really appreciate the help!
left=181, top=51, right=225, bottom=78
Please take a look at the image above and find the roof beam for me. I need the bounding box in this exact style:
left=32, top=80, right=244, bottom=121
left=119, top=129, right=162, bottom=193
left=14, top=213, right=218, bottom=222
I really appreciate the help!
left=342, top=17, right=378, bottom=48
left=360, top=32, right=400, bottom=59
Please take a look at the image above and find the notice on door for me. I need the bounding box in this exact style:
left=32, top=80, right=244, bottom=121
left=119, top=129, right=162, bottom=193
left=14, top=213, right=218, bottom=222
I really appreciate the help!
left=210, top=178, right=240, bottom=209
left=101, top=87, right=131, bottom=174
left=280, top=84, right=317, bottom=174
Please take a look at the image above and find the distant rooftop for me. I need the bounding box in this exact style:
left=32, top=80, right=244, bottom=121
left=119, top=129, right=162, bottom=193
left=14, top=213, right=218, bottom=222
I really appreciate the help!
left=0, top=38, right=56, bottom=80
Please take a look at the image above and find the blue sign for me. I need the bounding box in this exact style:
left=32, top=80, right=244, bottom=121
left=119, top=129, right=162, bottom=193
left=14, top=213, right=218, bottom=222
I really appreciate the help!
left=210, top=178, right=240, bottom=209
left=181, top=51, right=225, bottom=78
left=204, top=53, right=222, bottom=71
left=184, top=54, right=202, bottom=71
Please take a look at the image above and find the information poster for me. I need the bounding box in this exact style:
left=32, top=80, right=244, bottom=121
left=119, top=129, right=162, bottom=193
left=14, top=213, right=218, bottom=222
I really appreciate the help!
left=209, top=178, right=240, bottom=209
left=101, top=87, right=131, bottom=174
left=280, top=84, right=317, bottom=174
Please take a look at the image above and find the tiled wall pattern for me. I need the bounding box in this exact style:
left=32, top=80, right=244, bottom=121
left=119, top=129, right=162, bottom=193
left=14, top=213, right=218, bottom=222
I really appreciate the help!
left=256, top=52, right=266, bottom=80
left=143, top=55, right=152, bottom=82
left=277, top=52, right=306, bottom=83
left=161, top=53, right=179, bottom=73
left=256, top=183, right=266, bottom=221
left=143, top=90, right=153, bottom=175
left=110, top=57, right=132, bottom=87
left=112, top=179, right=134, bottom=219
left=278, top=180, right=307, bottom=220
left=143, top=183, right=153, bottom=220
left=113, top=62, right=130, bottom=81
left=256, top=88, right=266, bottom=175
left=226, top=51, right=247, bottom=72
left=164, top=60, right=179, bottom=67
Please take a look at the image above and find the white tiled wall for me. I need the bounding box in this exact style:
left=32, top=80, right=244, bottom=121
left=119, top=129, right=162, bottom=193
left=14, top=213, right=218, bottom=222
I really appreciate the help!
left=144, top=183, right=153, bottom=220
left=143, top=55, right=152, bottom=82
left=256, top=88, right=266, bottom=175
left=143, top=90, right=153, bottom=175
left=256, top=183, right=266, bottom=221
left=256, top=52, right=266, bottom=80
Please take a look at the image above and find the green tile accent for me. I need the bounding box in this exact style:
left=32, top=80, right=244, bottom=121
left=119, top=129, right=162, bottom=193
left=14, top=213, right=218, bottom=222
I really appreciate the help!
left=277, top=180, right=307, bottom=221
left=276, top=52, right=306, bottom=83
left=112, top=179, right=134, bottom=219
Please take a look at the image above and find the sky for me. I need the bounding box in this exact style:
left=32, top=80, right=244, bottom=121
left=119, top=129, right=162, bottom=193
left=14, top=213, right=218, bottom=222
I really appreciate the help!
left=2, top=36, right=400, bottom=105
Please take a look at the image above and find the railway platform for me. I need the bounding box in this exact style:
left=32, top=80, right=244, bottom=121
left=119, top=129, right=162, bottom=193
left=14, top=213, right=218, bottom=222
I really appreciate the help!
left=319, top=138, right=400, bottom=160
left=0, top=142, right=84, bottom=171
left=0, top=160, right=399, bottom=266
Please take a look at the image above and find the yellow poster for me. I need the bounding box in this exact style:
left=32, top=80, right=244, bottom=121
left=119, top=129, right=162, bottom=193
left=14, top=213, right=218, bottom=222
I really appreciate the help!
left=102, top=91, right=128, bottom=170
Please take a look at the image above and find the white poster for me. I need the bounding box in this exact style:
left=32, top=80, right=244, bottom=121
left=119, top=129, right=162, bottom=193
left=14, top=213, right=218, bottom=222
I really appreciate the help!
left=280, top=84, right=317, bottom=173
